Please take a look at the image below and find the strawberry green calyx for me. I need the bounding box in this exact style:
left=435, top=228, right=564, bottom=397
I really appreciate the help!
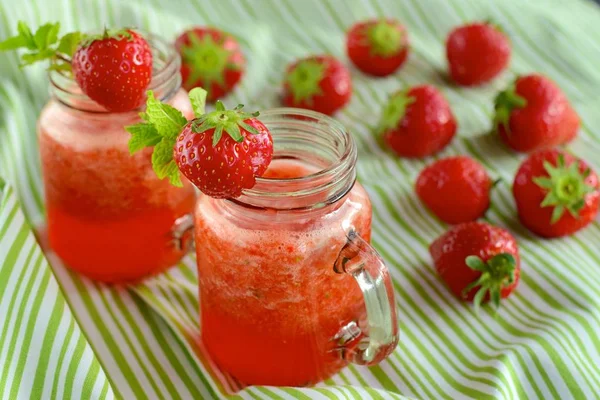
left=493, top=85, right=527, bottom=134
left=125, top=88, right=208, bottom=187
left=192, top=101, right=260, bottom=146
left=377, top=90, right=415, bottom=134
left=78, top=28, right=133, bottom=48
left=484, top=19, right=505, bottom=34
left=182, top=33, right=232, bottom=88
left=286, top=59, right=326, bottom=104
left=0, top=21, right=85, bottom=71
left=463, top=253, right=517, bottom=312
left=367, top=21, right=403, bottom=57
left=533, top=154, right=596, bottom=224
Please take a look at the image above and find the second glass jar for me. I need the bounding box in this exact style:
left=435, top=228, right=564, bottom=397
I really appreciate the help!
left=37, top=34, right=196, bottom=282
left=193, top=109, right=399, bottom=386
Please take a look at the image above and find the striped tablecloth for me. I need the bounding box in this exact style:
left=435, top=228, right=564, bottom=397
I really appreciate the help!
left=2, top=0, right=600, bottom=398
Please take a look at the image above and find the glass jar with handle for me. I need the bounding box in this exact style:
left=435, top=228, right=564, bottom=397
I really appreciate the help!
left=37, top=34, right=196, bottom=282
left=189, top=108, right=399, bottom=386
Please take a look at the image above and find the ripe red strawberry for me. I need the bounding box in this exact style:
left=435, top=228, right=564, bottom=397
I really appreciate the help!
left=174, top=101, right=273, bottom=198
left=282, top=55, right=352, bottom=116
left=175, top=27, right=245, bottom=101
left=378, top=85, right=456, bottom=158
left=416, top=156, right=493, bottom=224
left=494, top=74, right=580, bottom=152
left=430, top=222, right=520, bottom=310
left=346, top=19, right=409, bottom=77
left=513, top=149, right=599, bottom=238
left=72, top=29, right=153, bottom=112
left=446, top=22, right=511, bottom=86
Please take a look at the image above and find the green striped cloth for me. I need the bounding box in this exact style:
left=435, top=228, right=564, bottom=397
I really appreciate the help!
left=2, top=0, right=600, bottom=398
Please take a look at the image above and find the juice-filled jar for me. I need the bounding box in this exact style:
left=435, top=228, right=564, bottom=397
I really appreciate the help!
left=194, top=109, right=399, bottom=386
left=38, top=35, right=196, bottom=283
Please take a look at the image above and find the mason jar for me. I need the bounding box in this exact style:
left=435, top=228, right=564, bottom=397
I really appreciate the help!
left=192, top=108, right=399, bottom=386
left=37, top=34, right=196, bottom=283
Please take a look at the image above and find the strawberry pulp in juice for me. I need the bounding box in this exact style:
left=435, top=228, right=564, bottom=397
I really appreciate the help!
left=38, top=90, right=196, bottom=282
left=194, top=160, right=371, bottom=386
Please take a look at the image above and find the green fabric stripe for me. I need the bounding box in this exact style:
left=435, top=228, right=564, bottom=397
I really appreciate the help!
left=31, top=294, right=65, bottom=397
left=63, top=333, right=88, bottom=399
left=71, top=278, right=145, bottom=398
left=51, top=318, right=76, bottom=400
left=6, top=254, right=51, bottom=399
left=96, top=290, right=163, bottom=399
left=137, top=301, right=212, bottom=400
left=81, top=358, right=101, bottom=400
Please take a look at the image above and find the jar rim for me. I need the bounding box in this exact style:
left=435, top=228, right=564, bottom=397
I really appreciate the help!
left=231, top=108, right=358, bottom=211
left=48, top=31, right=181, bottom=113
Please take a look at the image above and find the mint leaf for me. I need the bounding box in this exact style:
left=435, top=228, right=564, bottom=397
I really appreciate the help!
left=152, top=138, right=182, bottom=187
left=34, top=22, right=60, bottom=50
left=17, top=21, right=36, bottom=49
left=144, top=91, right=188, bottom=139
left=188, top=87, right=207, bottom=118
left=0, top=35, right=28, bottom=51
left=164, top=162, right=183, bottom=187
left=126, top=122, right=162, bottom=154
left=21, top=49, right=56, bottom=66
left=57, top=31, right=83, bottom=57
left=1, top=21, right=84, bottom=72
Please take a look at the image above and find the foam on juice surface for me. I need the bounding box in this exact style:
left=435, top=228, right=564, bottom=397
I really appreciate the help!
left=40, top=90, right=192, bottom=151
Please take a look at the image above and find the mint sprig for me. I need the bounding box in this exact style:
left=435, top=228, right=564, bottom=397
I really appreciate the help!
left=125, top=88, right=208, bottom=187
left=0, top=21, right=84, bottom=71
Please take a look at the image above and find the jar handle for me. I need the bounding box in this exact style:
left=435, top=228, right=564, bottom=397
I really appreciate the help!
left=332, top=229, right=399, bottom=365
left=171, top=213, right=195, bottom=252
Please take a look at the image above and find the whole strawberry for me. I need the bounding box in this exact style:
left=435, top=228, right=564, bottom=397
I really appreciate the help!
left=430, top=222, right=520, bottom=310
left=346, top=19, right=409, bottom=77
left=513, top=149, right=599, bottom=238
left=446, top=22, right=510, bottom=86
left=494, top=74, right=580, bottom=152
left=416, top=156, right=493, bottom=224
left=174, top=102, right=273, bottom=198
left=175, top=27, right=245, bottom=101
left=72, top=29, right=153, bottom=112
left=378, top=85, right=456, bottom=158
left=282, top=55, right=352, bottom=116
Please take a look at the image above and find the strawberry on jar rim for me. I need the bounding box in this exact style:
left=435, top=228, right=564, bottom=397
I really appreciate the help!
left=174, top=102, right=273, bottom=198
left=126, top=87, right=273, bottom=198
left=0, top=22, right=153, bottom=112
left=282, top=55, right=352, bottom=116
left=513, top=149, right=599, bottom=238
left=430, top=222, right=521, bottom=311
left=378, top=85, right=456, bottom=158
left=175, top=27, right=245, bottom=102
left=72, top=29, right=153, bottom=112
left=346, top=19, right=409, bottom=77
left=416, top=156, right=493, bottom=224
left=494, top=74, right=580, bottom=152
left=446, top=21, right=511, bottom=86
